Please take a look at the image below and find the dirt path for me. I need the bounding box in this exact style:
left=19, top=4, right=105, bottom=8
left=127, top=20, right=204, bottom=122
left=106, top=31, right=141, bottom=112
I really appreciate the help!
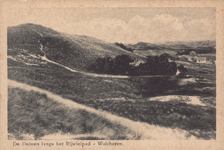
left=8, top=79, right=199, bottom=140
left=32, top=29, right=43, bottom=38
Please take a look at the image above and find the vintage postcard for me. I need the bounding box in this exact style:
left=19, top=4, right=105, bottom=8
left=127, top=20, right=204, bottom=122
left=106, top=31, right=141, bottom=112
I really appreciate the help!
left=1, top=0, right=224, bottom=149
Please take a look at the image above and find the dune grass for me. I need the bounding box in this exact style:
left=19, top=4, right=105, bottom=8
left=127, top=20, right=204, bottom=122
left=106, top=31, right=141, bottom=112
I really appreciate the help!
left=8, top=87, right=140, bottom=140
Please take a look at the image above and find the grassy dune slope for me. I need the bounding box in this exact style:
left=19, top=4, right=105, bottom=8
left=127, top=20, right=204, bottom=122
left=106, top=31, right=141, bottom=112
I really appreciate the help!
left=8, top=87, right=137, bottom=140
left=8, top=81, right=200, bottom=140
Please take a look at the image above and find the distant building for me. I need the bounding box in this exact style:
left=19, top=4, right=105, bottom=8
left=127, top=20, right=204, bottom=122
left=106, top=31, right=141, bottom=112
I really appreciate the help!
left=176, top=69, right=180, bottom=75
left=130, top=59, right=146, bottom=66
left=178, top=55, right=195, bottom=62
left=189, top=51, right=197, bottom=56
left=196, top=57, right=206, bottom=63
left=206, top=61, right=213, bottom=64
left=168, top=58, right=174, bottom=62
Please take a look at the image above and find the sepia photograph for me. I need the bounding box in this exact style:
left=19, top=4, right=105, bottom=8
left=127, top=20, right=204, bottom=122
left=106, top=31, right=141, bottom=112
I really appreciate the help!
left=1, top=0, right=224, bottom=149
left=6, top=6, right=217, bottom=142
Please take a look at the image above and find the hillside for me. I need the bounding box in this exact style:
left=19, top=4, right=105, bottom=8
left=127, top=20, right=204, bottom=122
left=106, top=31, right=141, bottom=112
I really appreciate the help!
left=126, top=41, right=216, bottom=57
left=8, top=23, right=142, bottom=71
left=7, top=23, right=60, bottom=54
left=128, top=41, right=215, bottom=50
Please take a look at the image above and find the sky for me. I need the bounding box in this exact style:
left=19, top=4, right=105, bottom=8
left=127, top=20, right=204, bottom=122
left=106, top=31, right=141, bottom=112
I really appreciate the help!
left=7, top=7, right=216, bottom=44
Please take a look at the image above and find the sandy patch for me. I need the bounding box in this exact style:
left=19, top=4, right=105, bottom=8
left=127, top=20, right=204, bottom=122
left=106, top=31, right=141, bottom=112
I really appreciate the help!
left=148, top=95, right=206, bottom=106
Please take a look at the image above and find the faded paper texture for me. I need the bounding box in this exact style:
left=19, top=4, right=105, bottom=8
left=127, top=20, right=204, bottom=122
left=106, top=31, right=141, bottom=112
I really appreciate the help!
left=0, top=0, right=224, bottom=149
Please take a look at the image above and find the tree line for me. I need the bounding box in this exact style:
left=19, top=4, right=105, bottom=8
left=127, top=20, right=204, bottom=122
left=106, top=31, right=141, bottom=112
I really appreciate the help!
left=89, top=53, right=178, bottom=76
